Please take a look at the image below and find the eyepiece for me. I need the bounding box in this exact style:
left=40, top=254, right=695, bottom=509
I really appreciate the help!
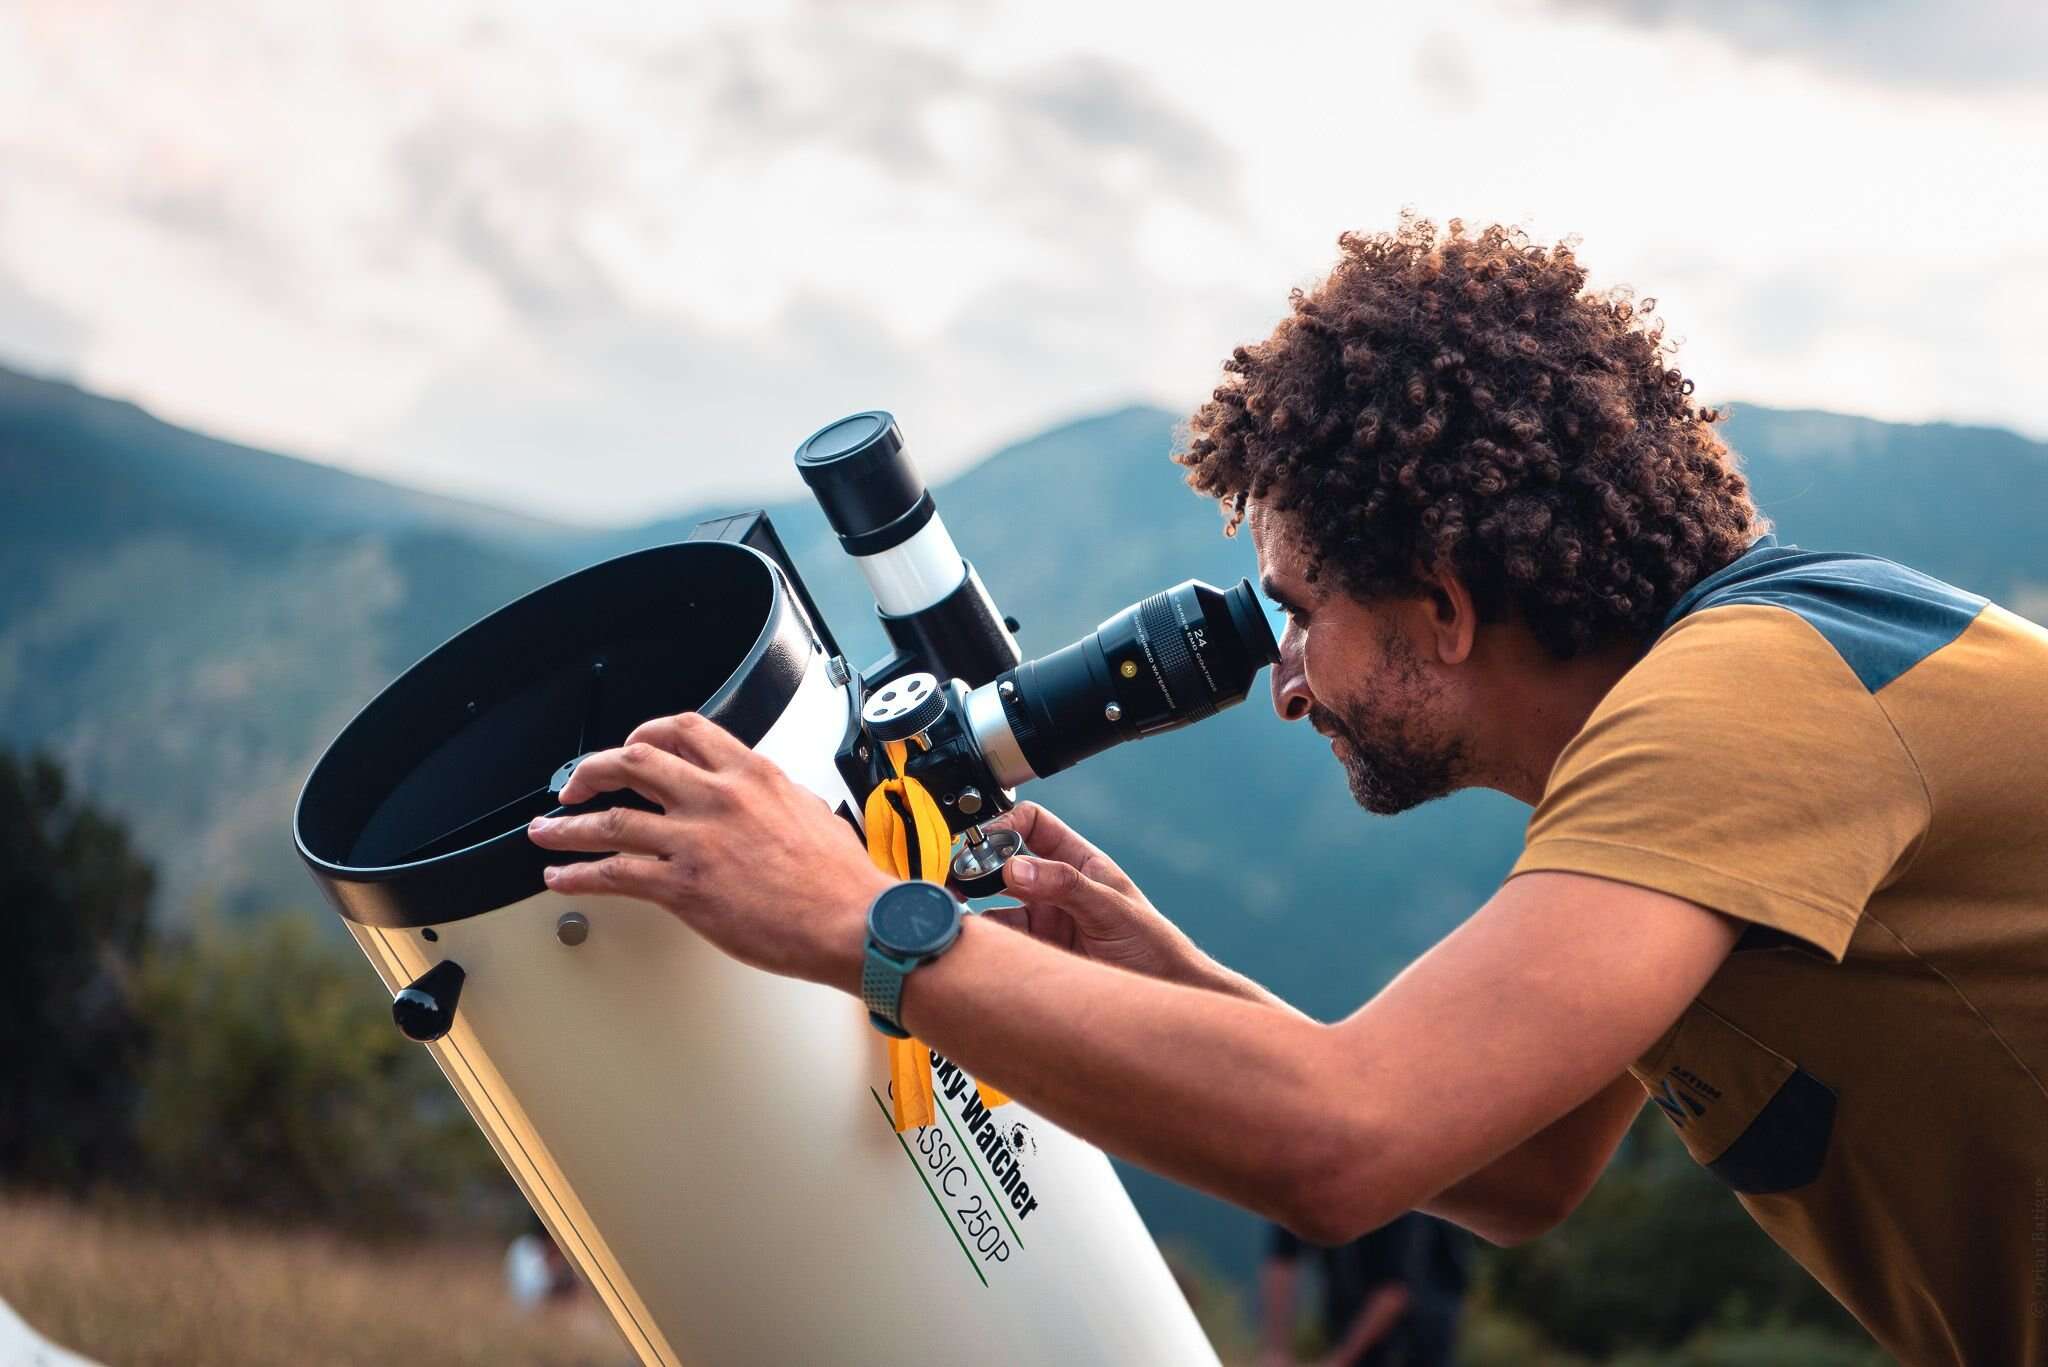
left=967, top=578, right=1279, bottom=785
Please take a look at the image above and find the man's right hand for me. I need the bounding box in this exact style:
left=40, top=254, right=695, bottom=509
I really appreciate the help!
left=971, top=802, right=1203, bottom=984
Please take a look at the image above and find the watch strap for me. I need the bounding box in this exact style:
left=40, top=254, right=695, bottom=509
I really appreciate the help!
left=862, top=944, right=915, bottom=1038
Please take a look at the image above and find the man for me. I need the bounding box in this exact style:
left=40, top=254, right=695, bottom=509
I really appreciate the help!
left=527, top=215, right=2048, bottom=1365
left=1261, top=1213, right=1468, bottom=1366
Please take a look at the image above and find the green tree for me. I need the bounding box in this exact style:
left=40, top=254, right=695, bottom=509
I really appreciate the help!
left=1, top=747, right=518, bottom=1234
left=1608, top=1324, right=1888, bottom=1367
left=133, top=914, right=512, bottom=1235
left=0, top=748, right=156, bottom=1187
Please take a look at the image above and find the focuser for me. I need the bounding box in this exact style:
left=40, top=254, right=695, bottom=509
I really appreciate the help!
left=851, top=669, right=1027, bottom=895
left=856, top=672, right=1013, bottom=830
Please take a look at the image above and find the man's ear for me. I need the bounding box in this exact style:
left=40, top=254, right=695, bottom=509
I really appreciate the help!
left=1417, top=563, right=1478, bottom=666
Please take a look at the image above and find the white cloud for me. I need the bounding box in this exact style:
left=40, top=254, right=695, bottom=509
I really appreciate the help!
left=1549, top=0, right=2048, bottom=91
left=0, top=0, right=2044, bottom=520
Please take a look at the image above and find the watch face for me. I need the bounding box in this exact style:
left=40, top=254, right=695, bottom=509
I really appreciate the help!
left=871, top=881, right=960, bottom=955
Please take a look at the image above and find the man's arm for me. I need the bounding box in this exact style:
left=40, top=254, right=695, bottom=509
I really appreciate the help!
left=1419, top=1073, right=1643, bottom=1244
left=1177, top=971, right=1639, bottom=1246
left=978, top=805, right=1642, bottom=1244
left=893, top=870, right=1737, bottom=1243
left=532, top=722, right=1734, bottom=1245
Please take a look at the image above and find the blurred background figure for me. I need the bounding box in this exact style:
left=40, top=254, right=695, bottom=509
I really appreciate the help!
left=1259, top=1213, right=1469, bottom=1367
left=504, top=1221, right=579, bottom=1311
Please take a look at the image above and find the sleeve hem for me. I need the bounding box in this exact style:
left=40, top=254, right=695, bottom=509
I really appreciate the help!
left=1508, top=836, right=1859, bottom=963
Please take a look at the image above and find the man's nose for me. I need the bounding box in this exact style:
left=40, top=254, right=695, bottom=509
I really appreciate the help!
left=1270, top=626, right=1313, bottom=722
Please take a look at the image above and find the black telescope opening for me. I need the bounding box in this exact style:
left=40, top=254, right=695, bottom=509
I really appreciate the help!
left=992, top=578, right=1279, bottom=780
left=294, top=541, right=810, bottom=928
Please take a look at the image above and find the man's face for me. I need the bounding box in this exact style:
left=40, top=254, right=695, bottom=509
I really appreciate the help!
left=1247, top=502, right=1470, bottom=815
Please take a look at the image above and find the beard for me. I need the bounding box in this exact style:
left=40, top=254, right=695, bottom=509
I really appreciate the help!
left=1310, top=634, right=1468, bottom=815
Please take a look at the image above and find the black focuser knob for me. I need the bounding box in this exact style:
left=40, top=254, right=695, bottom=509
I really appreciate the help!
left=861, top=671, right=948, bottom=744
left=392, top=959, right=465, bottom=1042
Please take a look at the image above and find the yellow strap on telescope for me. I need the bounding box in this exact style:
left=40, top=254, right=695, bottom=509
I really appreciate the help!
left=864, top=739, right=1008, bottom=1132
left=864, top=741, right=951, bottom=893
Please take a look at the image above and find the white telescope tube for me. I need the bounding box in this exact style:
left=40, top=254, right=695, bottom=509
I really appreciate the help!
left=295, top=542, right=1217, bottom=1367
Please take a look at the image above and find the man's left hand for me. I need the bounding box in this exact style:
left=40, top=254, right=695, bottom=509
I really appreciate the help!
left=526, top=712, right=894, bottom=992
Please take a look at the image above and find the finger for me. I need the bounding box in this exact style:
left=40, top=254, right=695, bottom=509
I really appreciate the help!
left=556, top=741, right=694, bottom=808
left=992, top=805, right=1138, bottom=896
left=623, top=711, right=753, bottom=773
left=541, top=854, right=670, bottom=901
left=981, top=904, right=1030, bottom=934
left=979, top=901, right=1074, bottom=952
left=1027, top=898, right=1078, bottom=952
left=1004, top=856, right=1129, bottom=936
left=528, top=808, right=679, bottom=857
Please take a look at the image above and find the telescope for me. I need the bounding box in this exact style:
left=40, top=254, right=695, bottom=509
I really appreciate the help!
left=294, top=412, right=1277, bottom=1365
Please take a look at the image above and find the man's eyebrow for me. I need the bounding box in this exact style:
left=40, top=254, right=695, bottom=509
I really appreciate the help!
left=1260, top=577, right=1305, bottom=611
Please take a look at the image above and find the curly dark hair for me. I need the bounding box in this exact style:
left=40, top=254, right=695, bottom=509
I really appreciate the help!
left=1176, top=214, right=1762, bottom=659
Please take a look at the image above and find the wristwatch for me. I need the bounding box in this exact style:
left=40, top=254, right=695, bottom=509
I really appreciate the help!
left=862, top=880, right=964, bottom=1038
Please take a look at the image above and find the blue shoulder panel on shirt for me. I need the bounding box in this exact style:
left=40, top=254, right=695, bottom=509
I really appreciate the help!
left=1663, top=535, right=1987, bottom=694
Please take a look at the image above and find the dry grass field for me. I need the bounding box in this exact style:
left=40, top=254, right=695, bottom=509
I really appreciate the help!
left=0, top=1194, right=632, bottom=1366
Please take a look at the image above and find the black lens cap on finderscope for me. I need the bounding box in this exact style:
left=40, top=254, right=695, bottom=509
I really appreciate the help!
left=793, top=411, right=937, bottom=556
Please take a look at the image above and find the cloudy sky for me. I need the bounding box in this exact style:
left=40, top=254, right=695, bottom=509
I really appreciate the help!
left=3, top=0, right=2044, bottom=523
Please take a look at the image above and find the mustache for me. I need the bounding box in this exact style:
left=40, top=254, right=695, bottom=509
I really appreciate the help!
left=1307, top=704, right=1353, bottom=741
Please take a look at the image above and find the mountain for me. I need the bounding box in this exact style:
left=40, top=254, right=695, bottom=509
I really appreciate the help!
left=0, top=368, right=587, bottom=916
left=5, top=362, right=2046, bottom=1280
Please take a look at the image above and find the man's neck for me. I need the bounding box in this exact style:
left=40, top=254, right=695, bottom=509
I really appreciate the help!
left=1466, top=634, right=1645, bottom=806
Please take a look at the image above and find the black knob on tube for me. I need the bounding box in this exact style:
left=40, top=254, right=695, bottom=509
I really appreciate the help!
left=392, top=960, right=465, bottom=1042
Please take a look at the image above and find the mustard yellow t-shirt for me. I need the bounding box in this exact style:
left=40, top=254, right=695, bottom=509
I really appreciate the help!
left=1510, top=536, right=2048, bottom=1366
